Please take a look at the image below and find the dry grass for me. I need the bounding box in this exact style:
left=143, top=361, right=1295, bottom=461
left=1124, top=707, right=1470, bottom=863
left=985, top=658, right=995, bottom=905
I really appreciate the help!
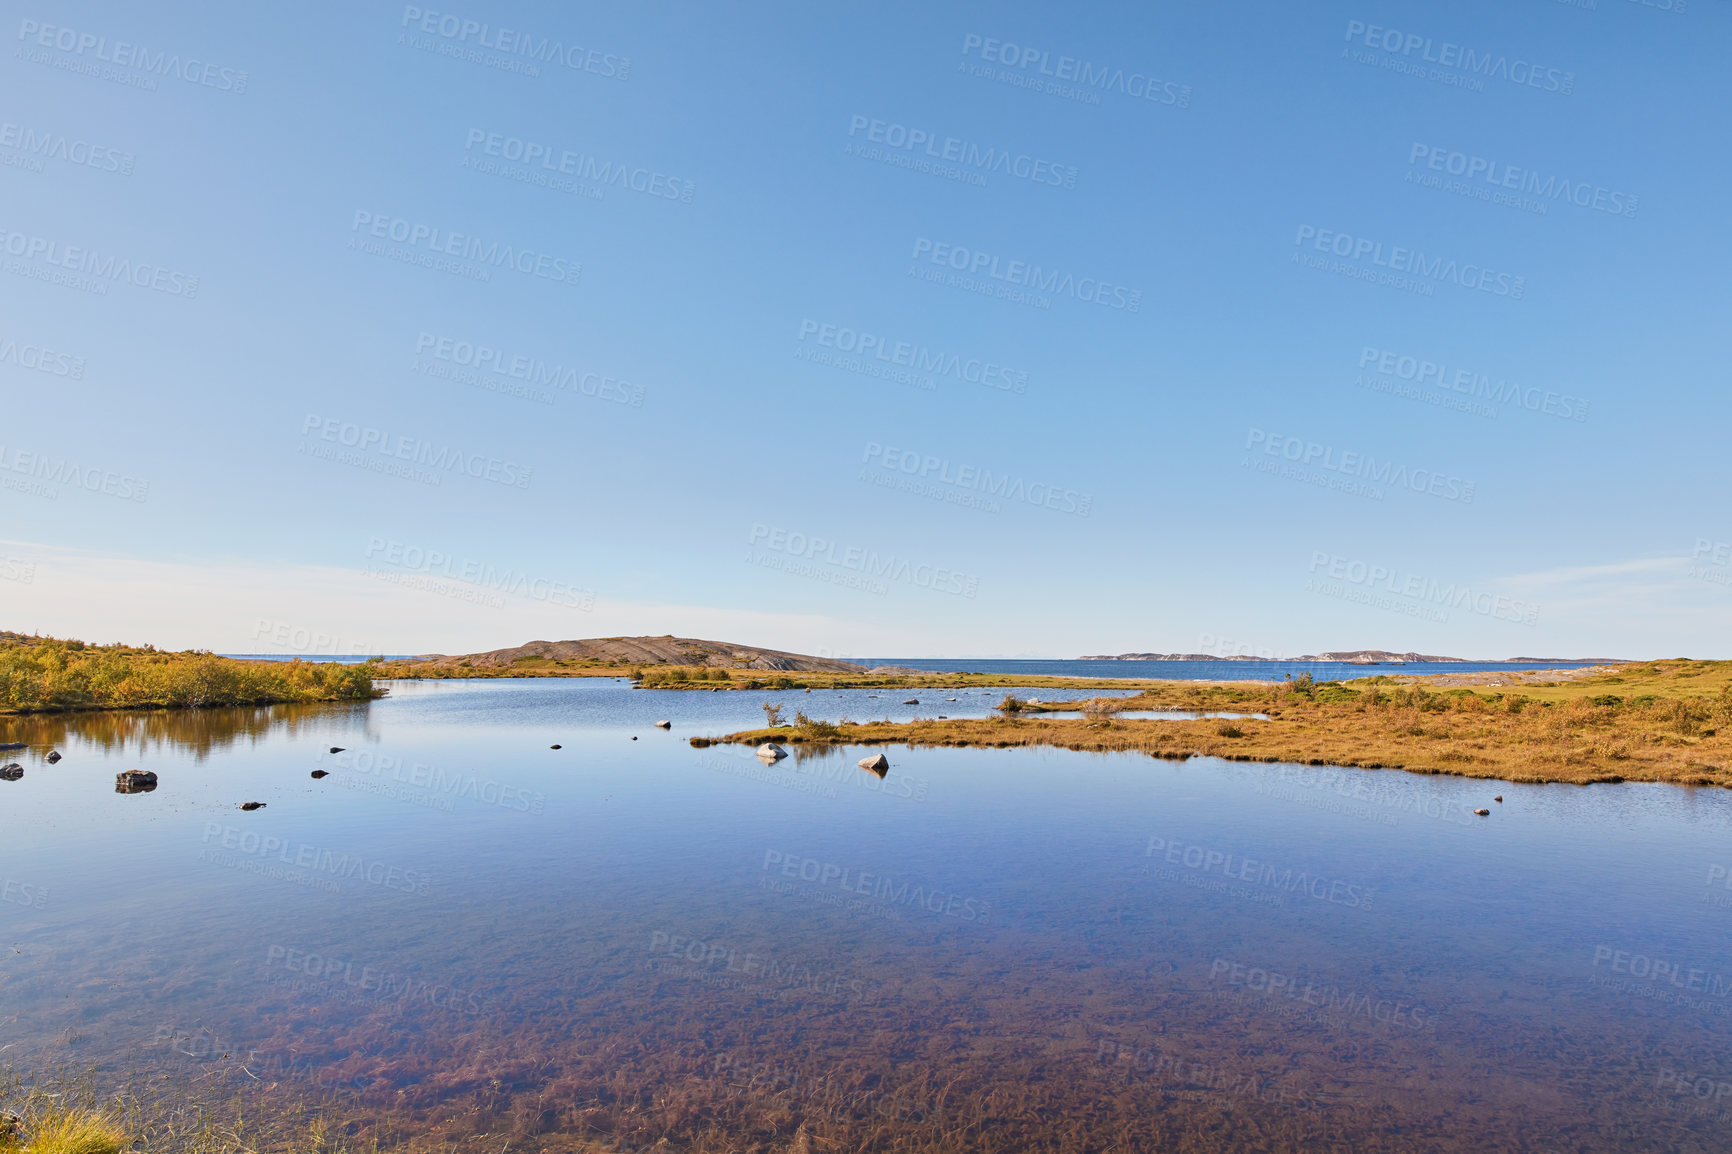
left=5, top=1110, right=125, bottom=1154
left=698, top=660, right=1732, bottom=788
left=0, top=1065, right=385, bottom=1154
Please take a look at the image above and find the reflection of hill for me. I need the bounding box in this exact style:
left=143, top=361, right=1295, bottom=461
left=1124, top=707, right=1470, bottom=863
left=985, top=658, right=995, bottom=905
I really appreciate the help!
left=0, top=701, right=377, bottom=761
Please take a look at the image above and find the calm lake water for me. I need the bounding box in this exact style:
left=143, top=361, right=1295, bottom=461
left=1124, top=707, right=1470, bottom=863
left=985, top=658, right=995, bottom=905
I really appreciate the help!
left=3, top=678, right=1730, bottom=1153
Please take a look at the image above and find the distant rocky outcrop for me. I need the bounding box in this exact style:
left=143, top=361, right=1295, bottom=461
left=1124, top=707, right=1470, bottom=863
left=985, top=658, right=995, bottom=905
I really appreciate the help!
left=406, top=636, right=867, bottom=673
left=1080, top=650, right=1466, bottom=663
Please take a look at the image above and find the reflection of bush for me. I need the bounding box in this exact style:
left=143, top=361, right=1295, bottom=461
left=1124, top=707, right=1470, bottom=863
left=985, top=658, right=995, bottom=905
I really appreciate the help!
left=0, top=699, right=372, bottom=761
left=0, top=636, right=382, bottom=715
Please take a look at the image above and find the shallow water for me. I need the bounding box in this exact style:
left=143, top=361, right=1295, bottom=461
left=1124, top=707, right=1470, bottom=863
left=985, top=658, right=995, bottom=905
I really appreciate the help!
left=3, top=679, right=1730, bottom=1152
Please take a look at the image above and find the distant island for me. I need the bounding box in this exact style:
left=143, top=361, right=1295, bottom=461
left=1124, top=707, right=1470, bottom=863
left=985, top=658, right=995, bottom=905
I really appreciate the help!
left=1079, top=650, right=1631, bottom=664
left=1079, top=650, right=1464, bottom=663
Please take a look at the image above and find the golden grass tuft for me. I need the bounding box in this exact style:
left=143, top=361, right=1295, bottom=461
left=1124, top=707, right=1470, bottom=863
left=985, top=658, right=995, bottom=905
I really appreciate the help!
left=9, top=1110, right=125, bottom=1154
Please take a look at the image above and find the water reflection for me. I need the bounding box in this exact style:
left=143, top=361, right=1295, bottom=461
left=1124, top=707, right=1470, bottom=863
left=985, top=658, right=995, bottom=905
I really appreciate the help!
left=0, top=700, right=376, bottom=760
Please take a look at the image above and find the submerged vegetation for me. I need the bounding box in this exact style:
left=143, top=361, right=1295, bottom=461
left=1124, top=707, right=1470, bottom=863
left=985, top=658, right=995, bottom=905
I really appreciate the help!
left=0, top=635, right=384, bottom=714
left=701, top=660, right=1732, bottom=788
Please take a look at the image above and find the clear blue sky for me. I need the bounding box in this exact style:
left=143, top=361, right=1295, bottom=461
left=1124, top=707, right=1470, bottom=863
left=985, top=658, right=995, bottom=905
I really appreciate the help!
left=3, top=0, right=1726, bottom=658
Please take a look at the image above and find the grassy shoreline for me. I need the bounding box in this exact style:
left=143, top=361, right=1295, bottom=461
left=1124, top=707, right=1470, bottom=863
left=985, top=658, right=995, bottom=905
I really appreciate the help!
left=693, top=660, right=1732, bottom=789
left=370, top=657, right=1316, bottom=693
left=0, top=636, right=384, bottom=715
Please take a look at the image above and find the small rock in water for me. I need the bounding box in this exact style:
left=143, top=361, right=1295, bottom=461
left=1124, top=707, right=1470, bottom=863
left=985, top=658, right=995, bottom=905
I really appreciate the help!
left=115, top=770, right=158, bottom=793
left=0, top=741, right=24, bottom=751
left=858, top=753, right=890, bottom=772
left=1494, top=796, right=1503, bottom=803
left=655, top=721, right=672, bottom=729
left=902, top=699, right=919, bottom=705
left=756, top=743, right=789, bottom=763
left=329, top=747, right=345, bottom=754
left=0, top=763, right=22, bottom=781
left=1473, top=808, right=1490, bottom=817
left=631, top=736, right=637, bottom=741
left=550, top=744, right=562, bottom=749
left=310, top=770, right=329, bottom=779
left=45, top=750, right=62, bottom=764
left=240, top=802, right=266, bottom=812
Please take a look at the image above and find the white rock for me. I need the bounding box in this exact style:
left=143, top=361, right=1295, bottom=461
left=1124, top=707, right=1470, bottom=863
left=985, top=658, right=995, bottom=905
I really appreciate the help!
left=756, top=743, right=788, bottom=762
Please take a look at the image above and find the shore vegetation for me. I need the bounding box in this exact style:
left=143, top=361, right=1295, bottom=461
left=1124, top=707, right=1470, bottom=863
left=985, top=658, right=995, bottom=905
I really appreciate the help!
left=0, top=635, right=384, bottom=714
left=696, top=660, right=1732, bottom=788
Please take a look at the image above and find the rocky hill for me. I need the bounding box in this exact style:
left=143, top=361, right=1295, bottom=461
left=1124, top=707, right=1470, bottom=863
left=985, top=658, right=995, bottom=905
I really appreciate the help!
left=408, top=635, right=866, bottom=673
